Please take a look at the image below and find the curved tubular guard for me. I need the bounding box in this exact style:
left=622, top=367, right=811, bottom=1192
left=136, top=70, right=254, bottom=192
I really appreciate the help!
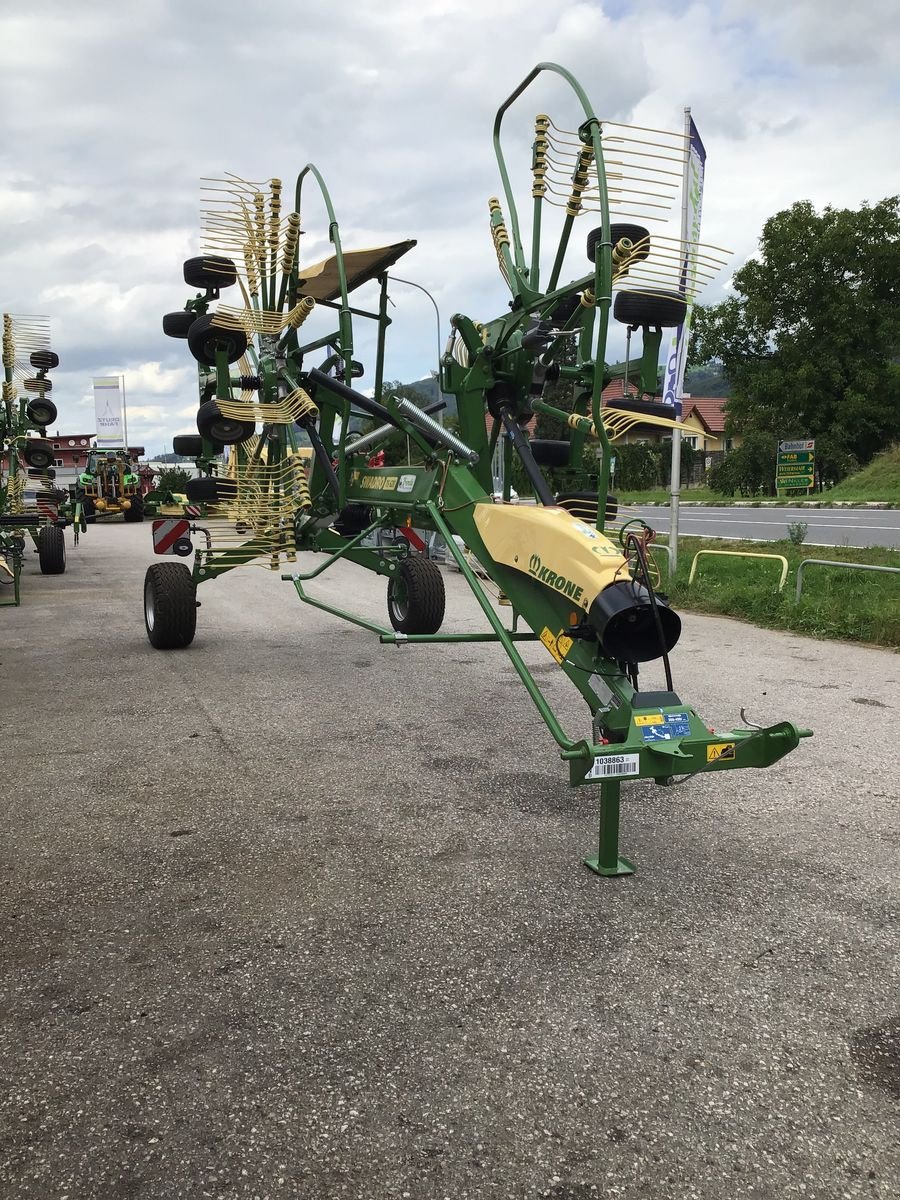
left=294, top=164, right=354, bottom=385
left=492, top=62, right=614, bottom=526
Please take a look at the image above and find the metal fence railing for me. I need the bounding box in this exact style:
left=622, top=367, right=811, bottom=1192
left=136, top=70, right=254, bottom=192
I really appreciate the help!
left=689, top=549, right=790, bottom=592
left=795, top=558, right=900, bottom=603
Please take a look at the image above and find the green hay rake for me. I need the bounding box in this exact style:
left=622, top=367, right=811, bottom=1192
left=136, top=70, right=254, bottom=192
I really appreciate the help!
left=146, top=63, right=811, bottom=874
left=1, top=313, right=74, bottom=606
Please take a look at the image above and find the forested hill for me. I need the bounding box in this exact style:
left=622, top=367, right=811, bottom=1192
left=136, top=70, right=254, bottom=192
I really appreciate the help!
left=389, top=362, right=731, bottom=414
left=684, top=363, right=731, bottom=397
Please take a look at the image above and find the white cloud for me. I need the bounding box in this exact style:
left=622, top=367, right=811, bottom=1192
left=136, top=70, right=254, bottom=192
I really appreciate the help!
left=2, top=0, right=899, bottom=453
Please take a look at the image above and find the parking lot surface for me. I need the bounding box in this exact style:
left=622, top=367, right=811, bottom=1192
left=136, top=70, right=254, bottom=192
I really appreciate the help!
left=2, top=524, right=898, bottom=1199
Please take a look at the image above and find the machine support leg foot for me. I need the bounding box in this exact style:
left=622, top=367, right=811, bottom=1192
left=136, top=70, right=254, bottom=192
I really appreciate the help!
left=584, top=779, right=635, bottom=877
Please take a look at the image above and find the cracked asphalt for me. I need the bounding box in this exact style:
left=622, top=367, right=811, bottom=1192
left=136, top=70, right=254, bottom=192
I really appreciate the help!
left=1, top=523, right=898, bottom=1199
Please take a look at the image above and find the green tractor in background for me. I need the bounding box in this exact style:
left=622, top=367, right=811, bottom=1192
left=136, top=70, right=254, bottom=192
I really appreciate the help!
left=75, top=447, right=148, bottom=523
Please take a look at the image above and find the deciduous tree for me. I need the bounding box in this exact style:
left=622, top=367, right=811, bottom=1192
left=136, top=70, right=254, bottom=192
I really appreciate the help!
left=691, top=197, right=900, bottom=478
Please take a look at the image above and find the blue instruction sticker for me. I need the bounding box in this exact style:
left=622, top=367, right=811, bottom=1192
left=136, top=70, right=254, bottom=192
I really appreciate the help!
left=639, top=712, right=691, bottom=741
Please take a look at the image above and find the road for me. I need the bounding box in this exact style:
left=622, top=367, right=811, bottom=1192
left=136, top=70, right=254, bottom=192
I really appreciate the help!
left=634, top=503, right=900, bottom=549
left=2, top=524, right=899, bottom=1199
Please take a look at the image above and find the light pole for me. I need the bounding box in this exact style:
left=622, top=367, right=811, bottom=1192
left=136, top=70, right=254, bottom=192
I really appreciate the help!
left=387, top=276, right=444, bottom=423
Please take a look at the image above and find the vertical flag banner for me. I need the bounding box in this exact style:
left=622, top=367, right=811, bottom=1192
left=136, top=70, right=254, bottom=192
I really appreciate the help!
left=662, top=116, right=707, bottom=415
left=93, top=377, right=124, bottom=447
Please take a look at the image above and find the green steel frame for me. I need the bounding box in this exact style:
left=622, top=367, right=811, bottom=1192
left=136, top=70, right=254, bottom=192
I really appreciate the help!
left=162, top=63, right=811, bottom=874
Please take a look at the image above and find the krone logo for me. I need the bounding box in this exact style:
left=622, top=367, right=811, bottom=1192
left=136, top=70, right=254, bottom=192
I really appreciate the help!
left=526, top=553, right=584, bottom=603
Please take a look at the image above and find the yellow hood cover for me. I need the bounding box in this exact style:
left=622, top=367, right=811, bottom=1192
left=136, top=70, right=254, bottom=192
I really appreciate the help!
left=473, top=503, right=630, bottom=611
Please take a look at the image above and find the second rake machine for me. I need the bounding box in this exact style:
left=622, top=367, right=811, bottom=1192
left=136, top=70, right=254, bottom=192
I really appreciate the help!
left=1, top=313, right=73, bottom=606
left=147, top=63, right=810, bottom=874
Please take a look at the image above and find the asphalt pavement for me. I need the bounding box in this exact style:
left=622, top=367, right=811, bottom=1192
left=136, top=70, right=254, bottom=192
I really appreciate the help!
left=633, top=505, right=900, bottom=550
left=2, top=523, right=899, bottom=1199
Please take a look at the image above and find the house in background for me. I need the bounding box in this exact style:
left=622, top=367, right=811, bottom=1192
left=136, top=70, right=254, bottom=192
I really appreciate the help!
left=679, top=399, right=741, bottom=457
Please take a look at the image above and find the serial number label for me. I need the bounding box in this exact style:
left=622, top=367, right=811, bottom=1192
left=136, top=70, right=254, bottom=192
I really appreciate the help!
left=586, top=753, right=640, bottom=780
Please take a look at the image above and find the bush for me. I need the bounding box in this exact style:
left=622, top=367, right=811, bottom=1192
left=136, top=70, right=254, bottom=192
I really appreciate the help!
left=787, top=521, right=808, bottom=545
left=156, top=467, right=192, bottom=494
left=705, top=430, right=778, bottom=496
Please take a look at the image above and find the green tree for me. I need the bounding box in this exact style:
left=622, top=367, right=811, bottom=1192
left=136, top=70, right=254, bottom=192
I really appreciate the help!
left=691, top=197, right=900, bottom=478
left=706, top=430, right=778, bottom=496
left=156, top=466, right=192, bottom=494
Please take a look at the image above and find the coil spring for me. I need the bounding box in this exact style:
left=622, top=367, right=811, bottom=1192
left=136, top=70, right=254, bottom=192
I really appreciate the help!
left=294, top=458, right=312, bottom=511
left=286, top=296, right=316, bottom=329
left=281, top=212, right=301, bottom=274
left=8, top=474, right=25, bottom=514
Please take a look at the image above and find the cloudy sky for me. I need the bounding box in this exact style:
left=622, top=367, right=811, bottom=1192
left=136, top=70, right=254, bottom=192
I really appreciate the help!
left=1, top=0, right=898, bottom=456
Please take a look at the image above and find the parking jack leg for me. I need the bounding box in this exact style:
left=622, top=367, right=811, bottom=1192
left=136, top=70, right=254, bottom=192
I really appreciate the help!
left=584, top=779, right=635, bottom=877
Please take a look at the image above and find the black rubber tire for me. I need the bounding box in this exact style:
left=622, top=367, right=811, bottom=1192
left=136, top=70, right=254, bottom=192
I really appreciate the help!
left=196, top=399, right=255, bottom=445
left=529, top=439, right=570, bottom=468
left=332, top=503, right=373, bottom=538
left=183, top=256, right=238, bottom=290
left=184, top=476, right=239, bottom=504
left=78, top=495, right=97, bottom=524
left=172, top=434, right=204, bottom=458
left=24, top=377, right=52, bottom=393
left=605, top=397, right=681, bottom=422
left=387, top=555, right=445, bottom=635
left=26, top=398, right=58, bottom=426
left=587, top=223, right=651, bottom=264
left=613, top=290, right=687, bottom=328
left=22, top=440, right=54, bottom=470
left=555, top=491, right=619, bottom=523
left=163, top=311, right=199, bottom=339
left=37, top=525, right=66, bottom=575
left=187, top=315, right=248, bottom=367
left=123, top=495, right=145, bottom=523
left=144, top=563, right=197, bottom=649
left=549, top=293, right=582, bottom=322
left=30, top=350, right=59, bottom=371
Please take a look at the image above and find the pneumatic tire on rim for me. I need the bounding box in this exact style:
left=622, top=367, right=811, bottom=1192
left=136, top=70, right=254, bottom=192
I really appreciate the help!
left=37, top=525, right=66, bottom=575
left=196, top=399, right=255, bottom=446
left=586, top=223, right=651, bottom=263
left=123, top=495, right=145, bottom=523
left=22, top=439, right=55, bottom=470
left=144, top=563, right=197, bottom=649
left=173, top=434, right=221, bottom=458
left=187, top=314, right=248, bottom=367
left=163, top=311, right=199, bottom=339
left=183, top=256, right=238, bottom=290
left=528, top=439, right=570, bottom=468
left=387, top=556, right=445, bottom=635
left=26, top=398, right=58, bottom=426
left=613, top=290, right=687, bottom=328
left=184, top=476, right=239, bottom=504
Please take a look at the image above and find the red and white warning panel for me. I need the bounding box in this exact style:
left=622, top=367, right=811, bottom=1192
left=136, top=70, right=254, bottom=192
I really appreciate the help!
left=152, top=518, right=191, bottom=555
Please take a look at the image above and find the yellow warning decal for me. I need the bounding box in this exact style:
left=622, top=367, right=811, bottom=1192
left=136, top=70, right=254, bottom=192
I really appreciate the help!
left=539, top=627, right=574, bottom=664
left=634, top=714, right=664, bottom=727
left=707, top=742, right=736, bottom=762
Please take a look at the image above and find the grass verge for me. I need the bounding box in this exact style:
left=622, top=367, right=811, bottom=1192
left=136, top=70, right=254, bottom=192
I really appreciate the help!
left=824, top=446, right=900, bottom=505
left=651, top=536, right=900, bottom=648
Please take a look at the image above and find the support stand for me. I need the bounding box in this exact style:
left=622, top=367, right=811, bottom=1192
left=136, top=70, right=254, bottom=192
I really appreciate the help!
left=584, top=779, right=635, bottom=877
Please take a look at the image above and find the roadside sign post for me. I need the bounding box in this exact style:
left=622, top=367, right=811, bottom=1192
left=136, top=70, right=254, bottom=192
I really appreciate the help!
left=776, top=439, right=815, bottom=495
